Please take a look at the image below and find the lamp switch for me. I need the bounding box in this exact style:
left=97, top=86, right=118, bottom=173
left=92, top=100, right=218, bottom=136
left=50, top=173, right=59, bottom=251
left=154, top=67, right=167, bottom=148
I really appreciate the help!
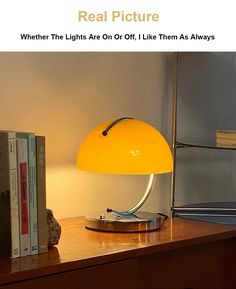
left=99, top=213, right=106, bottom=220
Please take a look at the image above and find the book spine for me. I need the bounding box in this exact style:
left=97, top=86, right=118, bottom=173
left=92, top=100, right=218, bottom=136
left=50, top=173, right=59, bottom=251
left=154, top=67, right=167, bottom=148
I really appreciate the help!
left=36, top=136, right=48, bottom=253
left=0, top=131, right=20, bottom=258
left=8, top=132, right=20, bottom=258
left=28, top=134, right=38, bottom=255
left=17, top=138, right=30, bottom=257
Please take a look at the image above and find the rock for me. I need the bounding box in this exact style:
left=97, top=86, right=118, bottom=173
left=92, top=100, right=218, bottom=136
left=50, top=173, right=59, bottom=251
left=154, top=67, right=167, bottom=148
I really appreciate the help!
left=47, top=209, right=61, bottom=247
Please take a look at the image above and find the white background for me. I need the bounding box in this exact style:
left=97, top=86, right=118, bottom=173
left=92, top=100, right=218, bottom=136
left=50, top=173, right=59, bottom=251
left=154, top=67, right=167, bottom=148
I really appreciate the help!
left=0, top=0, right=235, bottom=51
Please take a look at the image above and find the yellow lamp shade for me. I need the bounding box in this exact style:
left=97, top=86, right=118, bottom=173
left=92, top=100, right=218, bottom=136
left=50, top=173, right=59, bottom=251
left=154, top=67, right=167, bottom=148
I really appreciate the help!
left=77, top=118, right=173, bottom=175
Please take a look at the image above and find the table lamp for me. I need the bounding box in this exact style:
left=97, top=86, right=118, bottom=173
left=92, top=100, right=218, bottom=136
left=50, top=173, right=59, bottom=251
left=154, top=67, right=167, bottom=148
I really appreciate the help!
left=77, top=117, right=173, bottom=232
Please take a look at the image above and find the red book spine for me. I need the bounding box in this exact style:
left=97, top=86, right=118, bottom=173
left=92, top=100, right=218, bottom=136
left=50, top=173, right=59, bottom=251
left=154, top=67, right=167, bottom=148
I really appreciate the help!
left=19, top=162, right=29, bottom=235
left=17, top=137, right=30, bottom=256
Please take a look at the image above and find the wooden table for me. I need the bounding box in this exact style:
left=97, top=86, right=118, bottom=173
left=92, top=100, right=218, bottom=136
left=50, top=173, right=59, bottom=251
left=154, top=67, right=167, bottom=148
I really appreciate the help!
left=0, top=217, right=236, bottom=289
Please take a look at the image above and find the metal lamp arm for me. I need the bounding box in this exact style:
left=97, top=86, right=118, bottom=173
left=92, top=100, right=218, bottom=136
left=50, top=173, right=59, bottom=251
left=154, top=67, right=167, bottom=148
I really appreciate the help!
left=107, top=174, right=155, bottom=217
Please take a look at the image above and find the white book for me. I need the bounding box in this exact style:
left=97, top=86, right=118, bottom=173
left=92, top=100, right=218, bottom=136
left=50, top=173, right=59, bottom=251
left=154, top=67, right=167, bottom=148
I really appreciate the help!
left=17, top=132, right=38, bottom=255
left=17, top=138, right=30, bottom=257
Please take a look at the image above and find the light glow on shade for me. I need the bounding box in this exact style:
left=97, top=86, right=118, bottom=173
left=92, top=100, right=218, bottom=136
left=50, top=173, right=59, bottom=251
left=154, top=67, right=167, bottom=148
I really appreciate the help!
left=77, top=118, right=173, bottom=175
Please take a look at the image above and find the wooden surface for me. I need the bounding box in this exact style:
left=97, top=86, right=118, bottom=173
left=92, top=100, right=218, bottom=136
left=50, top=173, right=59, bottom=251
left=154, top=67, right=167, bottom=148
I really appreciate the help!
left=1, top=217, right=236, bottom=288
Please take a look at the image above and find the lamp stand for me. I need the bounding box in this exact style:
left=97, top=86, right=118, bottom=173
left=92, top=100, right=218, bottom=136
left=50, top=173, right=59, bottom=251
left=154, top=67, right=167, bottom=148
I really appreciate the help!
left=85, top=174, right=162, bottom=232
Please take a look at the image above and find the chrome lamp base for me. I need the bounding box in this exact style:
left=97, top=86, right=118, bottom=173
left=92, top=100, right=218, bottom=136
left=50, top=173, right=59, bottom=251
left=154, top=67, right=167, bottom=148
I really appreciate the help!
left=85, top=211, right=161, bottom=232
left=85, top=174, right=161, bottom=232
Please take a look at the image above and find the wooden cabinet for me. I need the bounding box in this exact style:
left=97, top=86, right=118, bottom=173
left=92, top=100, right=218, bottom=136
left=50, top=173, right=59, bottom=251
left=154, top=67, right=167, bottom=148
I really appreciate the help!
left=1, top=217, right=236, bottom=289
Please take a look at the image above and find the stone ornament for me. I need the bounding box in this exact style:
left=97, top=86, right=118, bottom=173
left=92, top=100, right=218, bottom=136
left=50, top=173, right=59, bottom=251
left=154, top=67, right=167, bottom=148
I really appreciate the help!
left=47, top=209, right=61, bottom=247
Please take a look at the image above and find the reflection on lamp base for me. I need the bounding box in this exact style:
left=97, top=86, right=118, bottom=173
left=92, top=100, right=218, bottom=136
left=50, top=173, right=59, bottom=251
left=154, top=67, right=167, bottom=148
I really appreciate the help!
left=85, top=211, right=162, bottom=232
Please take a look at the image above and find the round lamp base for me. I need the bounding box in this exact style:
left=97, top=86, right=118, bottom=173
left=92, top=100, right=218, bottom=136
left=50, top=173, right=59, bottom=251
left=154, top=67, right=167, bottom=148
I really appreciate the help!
left=85, top=211, right=162, bottom=232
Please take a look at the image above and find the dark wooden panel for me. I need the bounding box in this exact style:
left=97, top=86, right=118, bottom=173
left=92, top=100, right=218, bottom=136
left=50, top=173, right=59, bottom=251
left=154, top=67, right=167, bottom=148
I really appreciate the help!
left=138, top=241, right=226, bottom=289
left=224, top=238, right=236, bottom=289
left=1, top=259, right=137, bottom=289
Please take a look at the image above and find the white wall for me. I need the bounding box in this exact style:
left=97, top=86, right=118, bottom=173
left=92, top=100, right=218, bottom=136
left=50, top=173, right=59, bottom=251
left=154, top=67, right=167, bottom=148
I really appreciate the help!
left=0, top=52, right=173, bottom=219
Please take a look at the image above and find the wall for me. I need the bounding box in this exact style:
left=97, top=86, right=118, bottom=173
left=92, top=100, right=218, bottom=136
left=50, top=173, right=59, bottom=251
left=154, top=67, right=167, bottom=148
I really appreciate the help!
left=0, top=52, right=173, bottom=219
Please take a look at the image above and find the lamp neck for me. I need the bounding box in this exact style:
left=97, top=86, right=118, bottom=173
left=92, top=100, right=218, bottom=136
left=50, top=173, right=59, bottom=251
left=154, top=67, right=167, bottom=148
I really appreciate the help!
left=107, top=174, right=155, bottom=218
left=102, top=117, right=134, bottom=136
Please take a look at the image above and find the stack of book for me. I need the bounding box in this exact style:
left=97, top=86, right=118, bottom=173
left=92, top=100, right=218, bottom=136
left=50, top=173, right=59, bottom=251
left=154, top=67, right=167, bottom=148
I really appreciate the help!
left=0, top=131, right=47, bottom=258
left=216, top=130, right=236, bottom=148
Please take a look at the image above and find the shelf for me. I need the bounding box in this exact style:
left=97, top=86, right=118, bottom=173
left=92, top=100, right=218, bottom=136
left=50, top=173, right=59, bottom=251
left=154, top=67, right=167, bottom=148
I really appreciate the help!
left=174, top=207, right=236, bottom=217
left=173, top=202, right=236, bottom=218
left=176, top=141, right=236, bottom=151
left=172, top=53, right=236, bottom=227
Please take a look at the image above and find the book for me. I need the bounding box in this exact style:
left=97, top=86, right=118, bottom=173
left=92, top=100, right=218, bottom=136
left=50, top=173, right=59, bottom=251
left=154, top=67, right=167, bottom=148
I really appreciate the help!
left=0, top=131, right=20, bottom=258
left=216, top=130, right=236, bottom=148
left=28, top=134, right=38, bottom=255
left=16, top=132, right=38, bottom=255
left=17, top=137, right=30, bottom=257
left=36, top=136, right=48, bottom=253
